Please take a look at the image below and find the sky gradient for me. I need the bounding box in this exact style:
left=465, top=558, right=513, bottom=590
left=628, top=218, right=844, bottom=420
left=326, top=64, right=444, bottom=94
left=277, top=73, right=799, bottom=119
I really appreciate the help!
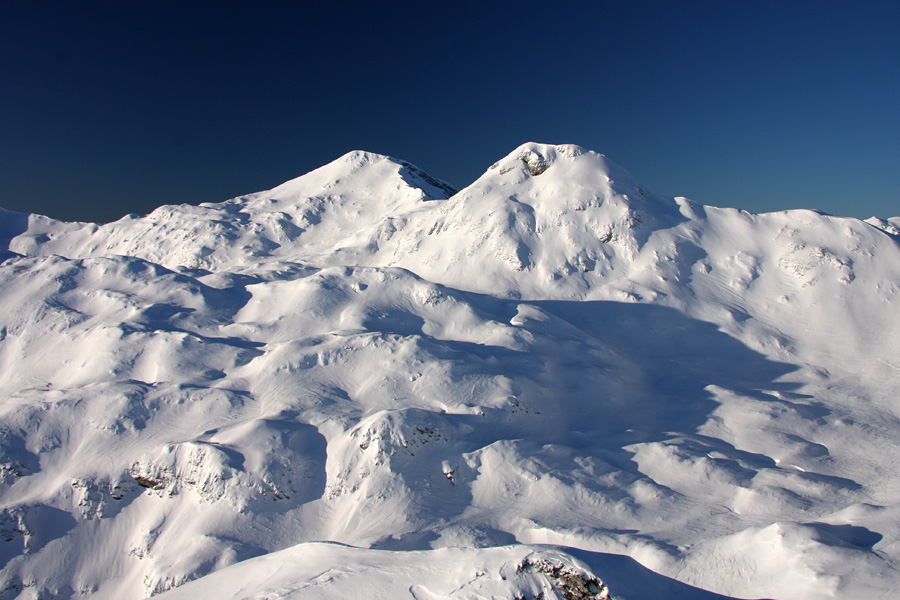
left=2, top=1, right=898, bottom=223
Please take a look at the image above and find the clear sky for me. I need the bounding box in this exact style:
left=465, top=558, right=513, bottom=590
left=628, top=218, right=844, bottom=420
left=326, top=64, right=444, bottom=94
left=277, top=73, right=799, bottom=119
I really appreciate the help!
left=2, top=1, right=898, bottom=223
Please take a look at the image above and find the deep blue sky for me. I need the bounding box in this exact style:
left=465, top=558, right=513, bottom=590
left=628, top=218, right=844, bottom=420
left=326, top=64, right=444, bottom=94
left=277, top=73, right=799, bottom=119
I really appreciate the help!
left=2, top=1, right=898, bottom=223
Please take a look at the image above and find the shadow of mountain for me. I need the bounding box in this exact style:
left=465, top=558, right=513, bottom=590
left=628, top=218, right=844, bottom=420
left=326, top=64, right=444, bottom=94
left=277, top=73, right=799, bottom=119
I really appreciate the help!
left=804, top=522, right=882, bottom=548
left=416, top=297, right=802, bottom=458
left=567, top=547, right=774, bottom=600
left=349, top=292, right=811, bottom=550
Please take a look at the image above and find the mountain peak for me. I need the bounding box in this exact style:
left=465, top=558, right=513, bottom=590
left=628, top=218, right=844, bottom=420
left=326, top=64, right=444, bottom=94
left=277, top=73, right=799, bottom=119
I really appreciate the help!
left=489, top=143, right=586, bottom=176
left=263, top=150, right=455, bottom=202
left=492, top=143, right=585, bottom=175
left=375, top=143, right=690, bottom=296
left=334, top=150, right=458, bottom=198
left=479, top=142, right=643, bottom=196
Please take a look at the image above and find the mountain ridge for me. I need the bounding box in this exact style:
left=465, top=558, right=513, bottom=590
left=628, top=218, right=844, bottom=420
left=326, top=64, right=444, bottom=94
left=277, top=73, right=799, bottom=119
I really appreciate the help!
left=1, top=144, right=899, bottom=599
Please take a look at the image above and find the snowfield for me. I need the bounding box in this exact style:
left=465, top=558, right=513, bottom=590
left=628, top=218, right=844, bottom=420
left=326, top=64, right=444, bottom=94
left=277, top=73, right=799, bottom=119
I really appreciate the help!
left=1, top=143, right=899, bottom=599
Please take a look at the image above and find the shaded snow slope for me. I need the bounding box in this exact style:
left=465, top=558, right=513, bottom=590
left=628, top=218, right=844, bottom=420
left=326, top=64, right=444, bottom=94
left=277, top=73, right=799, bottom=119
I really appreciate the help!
left=1, top=144, right=900, bottom=599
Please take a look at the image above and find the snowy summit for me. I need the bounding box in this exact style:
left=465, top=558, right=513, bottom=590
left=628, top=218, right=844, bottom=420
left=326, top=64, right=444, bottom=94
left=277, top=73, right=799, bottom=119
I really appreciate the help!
left=1, top=143, right=900, bottom=599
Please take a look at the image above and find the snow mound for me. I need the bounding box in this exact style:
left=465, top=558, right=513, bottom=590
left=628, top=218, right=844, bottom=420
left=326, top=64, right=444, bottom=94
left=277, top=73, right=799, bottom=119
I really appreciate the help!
left=153, top=543, right=612, bottom=600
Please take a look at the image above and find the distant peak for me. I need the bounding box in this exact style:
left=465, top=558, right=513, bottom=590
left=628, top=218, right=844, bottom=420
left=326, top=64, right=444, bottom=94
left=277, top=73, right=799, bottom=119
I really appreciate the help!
left=326, top=150, right=457, bottom=200
left=263, top=150, right=456, bottom=201
left=335, top=151, right=456, bottom=196
left=337, top=149, right=401, bottom=166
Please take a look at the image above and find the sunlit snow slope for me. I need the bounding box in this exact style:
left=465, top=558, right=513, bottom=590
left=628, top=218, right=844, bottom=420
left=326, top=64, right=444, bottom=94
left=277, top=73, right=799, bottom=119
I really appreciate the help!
left=2, top=143, right=900, bottom=600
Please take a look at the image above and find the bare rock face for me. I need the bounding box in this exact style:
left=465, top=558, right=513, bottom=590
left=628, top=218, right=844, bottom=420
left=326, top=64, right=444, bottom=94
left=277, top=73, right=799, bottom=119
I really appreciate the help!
left=517, top=555, right=612, bottom=599
left=518, top=148, right=552, bottom=176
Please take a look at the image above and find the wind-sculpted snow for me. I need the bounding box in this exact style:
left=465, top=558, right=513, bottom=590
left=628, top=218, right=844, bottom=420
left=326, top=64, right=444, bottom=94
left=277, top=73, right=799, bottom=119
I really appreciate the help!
left=1, top=144, right=900, bottom=599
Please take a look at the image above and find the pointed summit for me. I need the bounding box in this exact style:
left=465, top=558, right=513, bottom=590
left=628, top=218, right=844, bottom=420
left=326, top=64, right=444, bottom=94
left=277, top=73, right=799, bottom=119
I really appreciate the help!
left=258, top=150, right=456, bottom=205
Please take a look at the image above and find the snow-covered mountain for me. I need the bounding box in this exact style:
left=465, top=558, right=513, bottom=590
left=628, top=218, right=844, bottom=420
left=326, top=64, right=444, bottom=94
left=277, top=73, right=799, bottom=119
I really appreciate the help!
left=1, top=143, right=899, bottom=599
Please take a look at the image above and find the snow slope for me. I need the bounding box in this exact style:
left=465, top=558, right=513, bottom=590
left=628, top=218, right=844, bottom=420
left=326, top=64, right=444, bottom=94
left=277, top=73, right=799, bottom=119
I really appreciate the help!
left=1, top=143, right=900, bottom=599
